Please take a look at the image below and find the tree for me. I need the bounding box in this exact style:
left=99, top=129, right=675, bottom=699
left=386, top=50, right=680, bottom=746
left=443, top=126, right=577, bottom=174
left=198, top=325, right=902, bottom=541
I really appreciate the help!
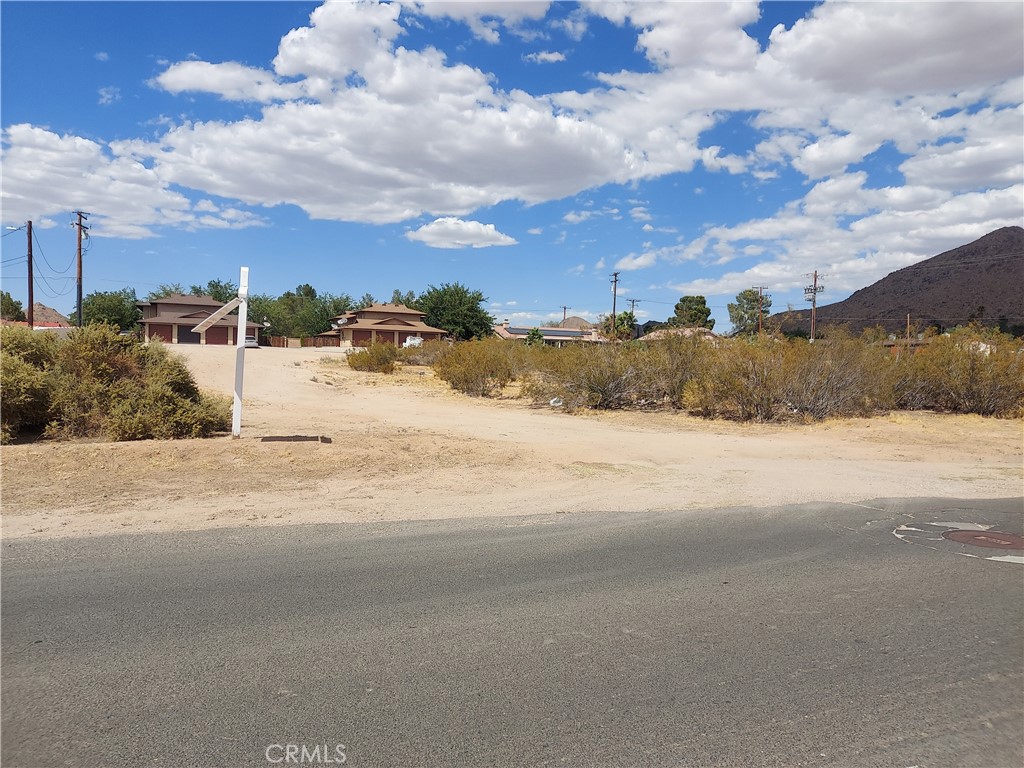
left=146, top=283, right=185, bottom=301
left=669, top=296, right=714, bottom=330
left=356, top=292, right=376, bottom=310
left=390, top=289, right=419, bottom=309
left=599, top=311, right=637, bottom=341
left=81, top=288, right=140, bottom=331
left=1, top=291, right=25, bottom=321
left=250, top=287, right=354, bottom=338
left=417, top=283, right=494, bottom=340
left=524, top=327, right=545, bottom=346
left=190, top=279, right=238, bottom=303
left=728, top=288, right=772, bottom=335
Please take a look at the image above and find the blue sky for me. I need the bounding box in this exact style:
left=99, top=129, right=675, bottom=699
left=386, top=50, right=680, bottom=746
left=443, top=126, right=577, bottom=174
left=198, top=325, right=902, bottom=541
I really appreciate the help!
left=2, top=1, right=1022, bottom=329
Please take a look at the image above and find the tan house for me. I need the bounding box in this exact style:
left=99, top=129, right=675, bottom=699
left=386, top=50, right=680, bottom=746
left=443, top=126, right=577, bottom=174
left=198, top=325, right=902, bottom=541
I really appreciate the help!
left=322, top=303, right=447, bottom=346
left=137, top=294, right=258, bottom=345
left=493, top=321, right=604, bottom=346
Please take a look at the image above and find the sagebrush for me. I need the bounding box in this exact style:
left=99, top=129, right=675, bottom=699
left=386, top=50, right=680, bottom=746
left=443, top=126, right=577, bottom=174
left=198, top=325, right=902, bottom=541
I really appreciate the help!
left=429, top=328, right=1023, bottom=422
left=1, top=324, right=230, bottom=443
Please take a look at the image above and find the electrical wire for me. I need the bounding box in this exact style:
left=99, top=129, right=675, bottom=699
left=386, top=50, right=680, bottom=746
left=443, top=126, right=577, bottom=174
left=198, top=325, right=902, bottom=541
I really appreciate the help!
left=33, top=229, right=75, bottom=274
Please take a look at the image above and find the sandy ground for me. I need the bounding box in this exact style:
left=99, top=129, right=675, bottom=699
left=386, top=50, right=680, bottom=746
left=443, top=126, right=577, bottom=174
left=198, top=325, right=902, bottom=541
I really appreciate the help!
left=2, top=344, right=1022, bottom=540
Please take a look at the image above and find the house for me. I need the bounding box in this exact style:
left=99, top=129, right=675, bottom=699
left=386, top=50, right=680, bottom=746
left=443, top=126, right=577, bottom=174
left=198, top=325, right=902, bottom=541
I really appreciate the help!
left=137, top=293, right=258, bottom=345
left=321, top=303, right=447, bottom=347
left=493, top=321, right=604, bottom=346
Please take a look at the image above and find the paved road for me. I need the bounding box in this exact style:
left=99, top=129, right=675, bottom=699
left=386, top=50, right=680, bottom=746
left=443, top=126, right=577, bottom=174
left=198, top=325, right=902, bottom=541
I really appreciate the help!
left=3, top=498, right=1022, bottom=767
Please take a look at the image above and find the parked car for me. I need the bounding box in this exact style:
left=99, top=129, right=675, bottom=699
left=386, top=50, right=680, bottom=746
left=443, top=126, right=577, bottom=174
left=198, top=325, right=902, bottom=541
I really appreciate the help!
left=244, top=336, right=260, bottom=348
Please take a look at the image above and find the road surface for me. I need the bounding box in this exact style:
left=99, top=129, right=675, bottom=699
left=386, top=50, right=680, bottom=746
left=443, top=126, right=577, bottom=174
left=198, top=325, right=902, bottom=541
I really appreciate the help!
left=3, top=497, right=1022, bottom=767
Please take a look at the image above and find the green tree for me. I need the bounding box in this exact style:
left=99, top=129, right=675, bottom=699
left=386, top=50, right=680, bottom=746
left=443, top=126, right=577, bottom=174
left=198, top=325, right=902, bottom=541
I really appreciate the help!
left=250, top=287, right=354, bottom=338
left=599, top=311, right=637, bottom=341
left=146, top=283, right=185, bottom=301
left=1, top=291, right=25, bottom=321
left=190, top=279, right=238, bottom=303
left=390, top=289, right=420, bottom=308
left=81, top=288, right=140, bottom=331
left=669, top=296, right=715, bottom=330
left=728, top=288, right=772, bottom=335
left=417, top=283, right=494, bottom=340
left=524, top=327, right=545, bottom=346
left=356, top=292, right=376, bottom=310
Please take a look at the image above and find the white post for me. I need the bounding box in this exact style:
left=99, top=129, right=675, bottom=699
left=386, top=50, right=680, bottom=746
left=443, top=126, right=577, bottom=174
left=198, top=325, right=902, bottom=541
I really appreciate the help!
left=232, top=267, right=250, bottom=438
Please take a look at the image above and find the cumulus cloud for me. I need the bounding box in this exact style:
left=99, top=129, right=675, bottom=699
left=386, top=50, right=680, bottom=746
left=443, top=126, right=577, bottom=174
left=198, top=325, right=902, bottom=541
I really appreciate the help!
left=524, top=50, right=566, bottom=64
left=1, top=0, right=1020, bottom=276
left=95, top=51, right=109, bottom=62
left=404, top=217, right=517, bottom=248
left=615, top=251, right=657, bottom=271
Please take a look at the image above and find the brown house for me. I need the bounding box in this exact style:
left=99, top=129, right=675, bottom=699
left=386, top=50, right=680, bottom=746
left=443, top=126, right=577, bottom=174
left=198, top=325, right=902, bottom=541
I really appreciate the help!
left=137, top=294, right=258, bottom=345
left=322, top=303, right=447, bottom=346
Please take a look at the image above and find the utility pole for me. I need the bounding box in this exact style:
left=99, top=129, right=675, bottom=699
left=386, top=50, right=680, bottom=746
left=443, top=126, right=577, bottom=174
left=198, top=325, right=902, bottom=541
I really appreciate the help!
left=803, top=270, right=825, bottom=342
left=610, top=271, right=620, bottom=338
left=906, top=313, right=911, bottom=344
left=74, top=211, right=89, bottom=327
left=627, top=298, right=641, bottom=338
left=560, top=305, right=568, bottom=323
left=752, top=285, right=768, bottom=334
left=26, top=220, right=33, bottom=329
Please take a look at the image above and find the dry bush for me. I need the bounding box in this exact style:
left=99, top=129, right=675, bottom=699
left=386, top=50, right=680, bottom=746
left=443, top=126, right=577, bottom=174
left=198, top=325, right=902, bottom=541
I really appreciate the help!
left=894, top=329, right=1024, bottom=416
left=348, top=343, right=399, bottom=374
left=684, top=336, right=786, bottom=421
left=640, top=334, right=711, bottom=407
left=522, top=344, right=651, bottom=410
left=782, top=332, right=889, bottom=420
left=432, top=338, right=518, bottom=396
left=1, top=323, right=229, bottom=443
left=396, top=339, right=450, bottom=366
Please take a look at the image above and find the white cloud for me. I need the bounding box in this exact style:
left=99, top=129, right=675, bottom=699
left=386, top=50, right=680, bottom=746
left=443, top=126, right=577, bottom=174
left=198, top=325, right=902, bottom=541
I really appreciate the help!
left=629, top=206, right=652, bottom=222
left=0, top=124, right=267, bottom=238
left=527, top=227, right=543, bottom=235
left=94, top=51, right=109, bottom=62
left=154, top=61, right=304, bottom=102
left=98, top=87, right=121, bottom=105
left=615, top=251, right=657, bottom=271
left=524, top=50, right=566, bottom=64
left=403, top=1, right=551, bottom=43
left=404, top=217, right=517, bottom=248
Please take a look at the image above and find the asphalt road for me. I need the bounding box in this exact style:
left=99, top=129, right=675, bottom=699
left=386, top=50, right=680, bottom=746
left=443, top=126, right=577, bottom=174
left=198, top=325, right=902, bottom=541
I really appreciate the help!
left=3, top=497, right=1022, bottom=768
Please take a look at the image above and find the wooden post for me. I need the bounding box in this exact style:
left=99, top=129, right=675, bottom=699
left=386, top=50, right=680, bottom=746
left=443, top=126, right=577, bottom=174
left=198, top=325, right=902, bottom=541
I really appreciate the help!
left=233, top=267, right=249, bottom=439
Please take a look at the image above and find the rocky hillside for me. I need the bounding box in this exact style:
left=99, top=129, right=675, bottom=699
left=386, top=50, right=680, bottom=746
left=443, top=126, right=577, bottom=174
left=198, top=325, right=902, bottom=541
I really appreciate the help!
left=776, top=226, right=1024, bottom=336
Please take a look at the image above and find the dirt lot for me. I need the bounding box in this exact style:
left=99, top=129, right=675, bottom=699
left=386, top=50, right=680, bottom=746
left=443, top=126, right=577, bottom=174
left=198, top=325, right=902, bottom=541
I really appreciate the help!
left=2, top=344, right=1021, bottom=539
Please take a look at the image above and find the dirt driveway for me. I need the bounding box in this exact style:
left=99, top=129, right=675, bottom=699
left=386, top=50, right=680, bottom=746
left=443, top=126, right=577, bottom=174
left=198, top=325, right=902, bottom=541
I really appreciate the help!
left=2, top=344, right=1021, bottom=539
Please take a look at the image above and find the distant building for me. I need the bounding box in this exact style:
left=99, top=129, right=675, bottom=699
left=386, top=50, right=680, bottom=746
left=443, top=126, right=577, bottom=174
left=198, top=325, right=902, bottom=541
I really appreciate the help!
left=321, top=303, right=447, bottom=347
left=493, top=321, right=604, bottom=346
left=137, top=294, right=258, bottom=345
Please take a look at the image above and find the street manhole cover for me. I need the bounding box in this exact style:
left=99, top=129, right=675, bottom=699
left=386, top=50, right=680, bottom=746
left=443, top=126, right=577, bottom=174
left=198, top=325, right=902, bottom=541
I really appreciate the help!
left=942, top=530, right=1024, bottom=550
left=894, top=521, right=1024, bottom=565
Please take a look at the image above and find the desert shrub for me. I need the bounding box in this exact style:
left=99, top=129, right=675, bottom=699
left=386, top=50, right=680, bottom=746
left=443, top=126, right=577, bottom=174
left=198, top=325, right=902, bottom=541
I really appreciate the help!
left=0, top=350, right=51, bottom=442
left=0, top=325, right=58, bottom=368
left=896, top=329, right=1024, bottom=416
left=684, top=336, right=786, bottom=421
left=396, top=339, right=449, bottom=366
left=1, top=324, right=229, bottom=442
left=522, top=343, right=654, bottom=410
left=348, top=342, right=399, bottom=374
left=641, top=334, right=711, bottom=407
left=782, top=332, right=888, bottom=420
left=432, top=338, right=517, bottom=396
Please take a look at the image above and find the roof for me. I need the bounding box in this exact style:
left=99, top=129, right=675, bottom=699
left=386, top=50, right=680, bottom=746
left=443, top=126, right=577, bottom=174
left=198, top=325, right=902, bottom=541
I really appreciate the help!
left=494, top=324, right=603, bottom=342
left=137, top=293, right=222, bottom=307
left=331, top=303, right=426, bottom=321
left=139, top=311, right=257, bottom=329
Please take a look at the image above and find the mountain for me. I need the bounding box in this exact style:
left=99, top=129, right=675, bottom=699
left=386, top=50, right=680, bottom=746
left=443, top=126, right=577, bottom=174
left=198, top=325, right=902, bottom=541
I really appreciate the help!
left=775, top=226, right=1024, bottom=336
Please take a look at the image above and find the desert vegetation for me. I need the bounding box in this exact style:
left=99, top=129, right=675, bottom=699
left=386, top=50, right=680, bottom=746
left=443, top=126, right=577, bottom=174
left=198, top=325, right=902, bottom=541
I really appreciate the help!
left=408, top=327, right=1023, bottom=422
left=1, top=324, right=230, bottom=443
